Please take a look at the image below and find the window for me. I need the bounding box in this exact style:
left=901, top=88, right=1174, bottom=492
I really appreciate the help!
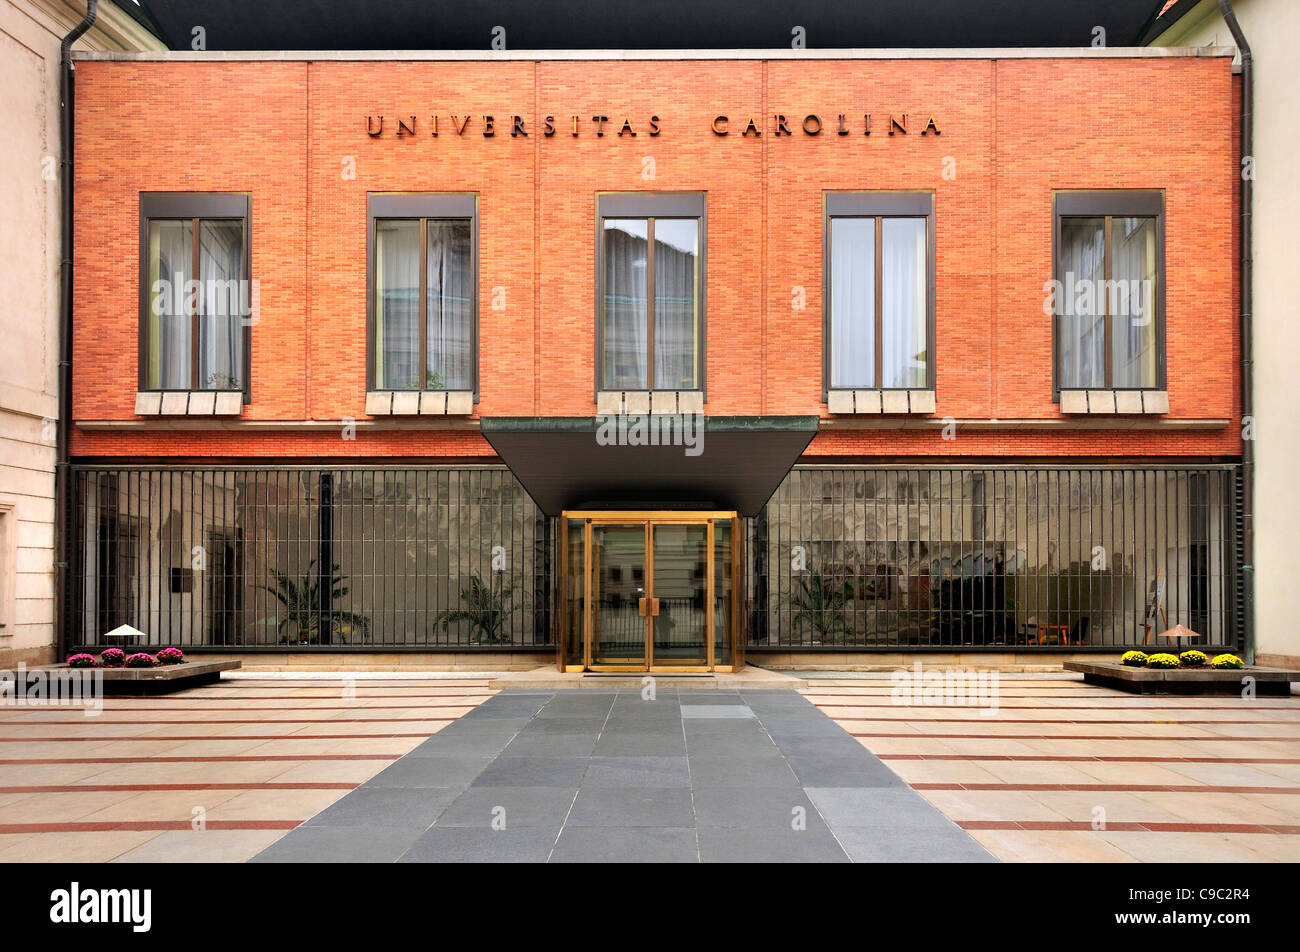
left=824, top=192, right=934, bottom=392
left=0, top=504, right=11, bottom=634
left=597, top=193, right=705, bottom=392
left=368, top=194, right=477, bottom=393
left=139, top=193, right=250, bottom=394
left=1054, top=191, right=1164, bottom=392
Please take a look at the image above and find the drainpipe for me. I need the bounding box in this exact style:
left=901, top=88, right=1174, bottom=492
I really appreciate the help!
left=1218, top=0, right=1253, bottom=662
left=55, top=1, right=99, bottom=661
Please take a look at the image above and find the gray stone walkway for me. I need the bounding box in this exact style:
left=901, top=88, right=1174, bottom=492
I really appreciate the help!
left=251, top=688, right=995, bottom=863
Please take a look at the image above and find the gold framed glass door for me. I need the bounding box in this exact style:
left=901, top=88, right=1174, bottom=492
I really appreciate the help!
left=648, top=522, right=708, bottom=668
left=560, top=511, right=741, bottom=673
left=591, top=523, right=649, bottom=668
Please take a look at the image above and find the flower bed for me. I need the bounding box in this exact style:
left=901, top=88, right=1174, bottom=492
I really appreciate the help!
left=49, top=657, right=242, bottom=695
left=1064, top=654, right=1296, bottom=696
left=1211, top=653, right=1244, bottom=669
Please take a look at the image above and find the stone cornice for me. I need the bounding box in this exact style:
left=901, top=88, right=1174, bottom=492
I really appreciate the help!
left=24, top=0, right=164, bottom=52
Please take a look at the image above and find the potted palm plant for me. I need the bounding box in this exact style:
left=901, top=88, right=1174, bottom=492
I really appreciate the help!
left=262, top=560, right=371, bottom=645
left=434, top=572, right=525, bottom=645
left=785, top=566, right=855, bottom=645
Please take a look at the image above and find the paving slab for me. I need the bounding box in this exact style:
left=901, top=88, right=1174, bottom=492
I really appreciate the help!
left=399, top=826, right=559, bottom=863
left=252, top=688, right=994, bottom=863
left=434, top=786, right=578, bottom=829
left=550, top=827, right=698, bottom=863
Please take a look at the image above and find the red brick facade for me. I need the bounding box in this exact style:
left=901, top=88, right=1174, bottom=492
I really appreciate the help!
left=70, top=54, right=1241, bottom=460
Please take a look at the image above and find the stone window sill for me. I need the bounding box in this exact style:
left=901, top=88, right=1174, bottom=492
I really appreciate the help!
left=366, top=390, right=474, bottom=416
left=135, top=391, right=243, bottom=417
left=1059, top=390, right=1169, bottom=415
left=596, top=390, right=704, bottom=415
left=827, top=389, right=936, bottom=415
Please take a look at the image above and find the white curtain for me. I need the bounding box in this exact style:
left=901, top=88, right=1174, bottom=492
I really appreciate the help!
left=198, top=220, right=244, bottom=390
left=829, top=218, right=875, bottom=388
left=375, top=220, right=420, bottom=390
left=652, top=219, right=699, bottom=390
left=1111, top=216, right=1158, bottom=388
left=426, top=220, right=473, bottom=390
left=147, top=220, right=192, bottom=390
left=602, top=219, right=648, bottom=389
left=881, top=218, right=927, bottom=389
left=1058, top=217, right=1106, bottom=389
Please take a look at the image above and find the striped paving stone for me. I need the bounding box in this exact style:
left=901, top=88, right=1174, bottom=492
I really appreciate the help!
left=0, top=676, right=493, bottom=861
left=802, top=673, right=1300, bottom=862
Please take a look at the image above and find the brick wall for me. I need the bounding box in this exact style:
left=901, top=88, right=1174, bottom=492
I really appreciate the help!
left=70, top=55, right=1241, bottom=459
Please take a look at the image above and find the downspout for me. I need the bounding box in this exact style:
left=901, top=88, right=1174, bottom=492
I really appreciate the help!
left=1218, top=0, right=1253, bottom=661
left=55, top=1, right=99, bottom=660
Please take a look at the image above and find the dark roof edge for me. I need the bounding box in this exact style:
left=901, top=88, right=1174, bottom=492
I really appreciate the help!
left=1138, top=0, right=1208, bottom=46
left=71, top=45, right=1237, bottom=62
left=480, top=416, right=821, bottom=434
left=115, top=0, right=171, bottom=46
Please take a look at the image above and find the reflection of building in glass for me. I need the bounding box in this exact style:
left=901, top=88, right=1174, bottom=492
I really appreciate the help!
left=72, top=463, right=1236, bottom=653
left=750, top=467, right=1233, bottom=649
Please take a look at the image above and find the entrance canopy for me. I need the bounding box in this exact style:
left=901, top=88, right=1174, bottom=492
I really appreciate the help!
left=480, top=416, right=818, bottom=517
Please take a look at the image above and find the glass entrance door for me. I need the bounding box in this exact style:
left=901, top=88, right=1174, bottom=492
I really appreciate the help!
left=591, top=524, right=649, bottom=667
left=649, top=523, right=708, bottom=666
left=560, top=511, right=741, bottom=673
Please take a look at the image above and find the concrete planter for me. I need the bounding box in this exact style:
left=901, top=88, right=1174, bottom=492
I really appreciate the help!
left=54, top=659, right=241, bottom=695
left=1064, top=659, right=1298, bottom=696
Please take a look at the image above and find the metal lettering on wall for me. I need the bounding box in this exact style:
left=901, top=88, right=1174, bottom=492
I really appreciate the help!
left=362, top=113, right=941, bottom=138
left=365, top=114, right=662, bottom=137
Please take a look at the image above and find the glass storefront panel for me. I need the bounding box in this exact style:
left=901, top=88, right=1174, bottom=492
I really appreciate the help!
left=650, top=523, right=708, bottom=665
left=69, top=467, right=1240, bottom=656
left=714, top=519, right=732, bottom=666
left=748, top=466, right=1238, bottom=651
left=564, top=519, right=585, bottom=667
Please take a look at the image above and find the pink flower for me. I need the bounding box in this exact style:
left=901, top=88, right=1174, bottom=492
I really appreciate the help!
left=99, top=648, right=126, bottom=668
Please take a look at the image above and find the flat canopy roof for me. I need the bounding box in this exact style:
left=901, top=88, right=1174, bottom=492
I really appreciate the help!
left=480, top=416, right=818, bottom=517
left=135, top=1, right=1167, bottom=52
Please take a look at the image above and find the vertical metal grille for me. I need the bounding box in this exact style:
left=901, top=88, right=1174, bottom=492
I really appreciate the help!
left=69, top=462, right=1242, bottom=654
left=69, top=466, right=554, bottom=650
left=746, top=464, right=1242, bottom=652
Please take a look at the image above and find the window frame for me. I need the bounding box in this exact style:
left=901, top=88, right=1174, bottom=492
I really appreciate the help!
left=366, top=193, right=479, bottom=398
left=137, top=192, right=252, bottom=400
left=822, top=191, right=937, bottom=398
left=1052, top=189, right=1166, bottom=399
left=0, top=501, right=12, bottom=634
left=594, top=191, right=707, bottom=397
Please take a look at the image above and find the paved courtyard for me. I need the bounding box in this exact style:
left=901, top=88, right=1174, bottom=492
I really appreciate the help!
left=807, top=673, right=1300, bottom=862
left=253, top=688, right=990, bottom=863
left=0, top=671, right=1296, bottom=862
left=0, top=675, right=490, bottom=861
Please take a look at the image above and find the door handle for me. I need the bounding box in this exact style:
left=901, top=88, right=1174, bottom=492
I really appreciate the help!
left=638, top=597, right=649, bottom=617
left=649, top=597, right=660, bottom=616
left=637, top=597, right=661, bottom=616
